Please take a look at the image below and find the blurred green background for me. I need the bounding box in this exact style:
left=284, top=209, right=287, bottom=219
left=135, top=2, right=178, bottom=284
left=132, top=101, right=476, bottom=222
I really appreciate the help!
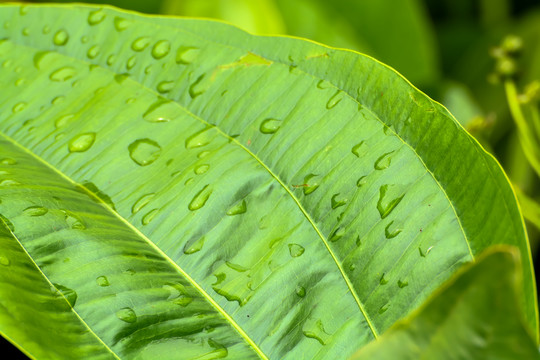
left=7, top=0, right=540, bottom=304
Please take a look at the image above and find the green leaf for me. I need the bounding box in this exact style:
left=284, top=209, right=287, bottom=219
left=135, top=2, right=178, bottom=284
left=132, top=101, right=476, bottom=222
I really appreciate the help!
left=350, top=247, right=540, bottom=360
left=0, top=4, right=537, bottom=358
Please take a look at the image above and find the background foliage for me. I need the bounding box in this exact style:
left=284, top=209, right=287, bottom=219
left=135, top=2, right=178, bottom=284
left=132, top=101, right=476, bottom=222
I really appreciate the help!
left=2, top=0, right=540, bottom=357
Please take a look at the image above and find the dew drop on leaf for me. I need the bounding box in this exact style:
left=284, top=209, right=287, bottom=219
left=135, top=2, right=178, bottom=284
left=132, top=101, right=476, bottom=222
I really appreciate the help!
left=157, top=80, right=174, bottom=94
left=0, top=158, right=15, bottom=165
left=113, top=17, right=130, bottom=31
left=55, top=114, right=75, bottom=128
left=131, top=193, right=154, bottom=214
left=86, top=45, right=100, bottom=59
left=68, top=132, right=96, bottom=153
left=141, top=209, right=158, bottom=226
left=295, top=286, right=306, bottom=298
left=116, top=307, right=137, bottom=323
left=189, top=74, right=208, bottom=99
left=183, top=236, right=206, bottom=255
left=87, top=9, right=106, bottom=26
left=356, top=176, right=367, bottom=187
left=288, top=244, right=305, bottom=257
left=0, top=179, right=21, bottom=186
left=380, top=273, right=388, bottom=285
left=23, top=206, right=48, bottom=217
left=259, top=118, right=281, bottom=134
left=351, top=141, right=368, bottom=157
left=302, top=174, right=320, bottom=195
left=0, top=256, right=10, bottom=266
left=49, top=67, right=77, bottom=82
left=12, top=102, right=26, bottom=113
left=194, top=164, right=210, bottom=175
left=176, top=46, right=200, bottom=64
left=398, top=280, right=408, bottom=288
left=329, top=226, right=345, bottom=242
left=331, top=193, right=347, bottom=209
left=152, top=40, right=171, bottom=59
left=126, top=55, right=137, bottom=70
left=326, top=90, right=343, bottom=109
left=226, top=200, right=247, bottom=216
left=53, top=29, right=69, bottom=46
left=96, top=276, right=110, bottom=287
left=377, top=184, right=405, bottom=219
left=384, top=220, right=402, bottom=239
left=128, top=138, right=162, bottom=166
left=131, top=36, right=151, bottom=52
left=374, top=151, right=395, bottom=170
left=188, top=185, right=212, bottom=211
left=378, top=303, right=389, bottom=314
left=185, top=126, right=214, bottom=149
left=53, top=284, right=77, bottom=307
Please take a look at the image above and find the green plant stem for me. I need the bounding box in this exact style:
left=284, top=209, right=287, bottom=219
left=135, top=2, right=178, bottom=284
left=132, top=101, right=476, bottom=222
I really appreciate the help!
left=505, top=80, right=540, bottom=177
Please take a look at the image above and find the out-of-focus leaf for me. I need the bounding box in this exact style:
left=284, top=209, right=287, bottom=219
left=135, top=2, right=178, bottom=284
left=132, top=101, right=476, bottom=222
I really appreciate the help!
left=350, top=247, right=539, bottom=360
left=161, top=0, right=286, bottom=35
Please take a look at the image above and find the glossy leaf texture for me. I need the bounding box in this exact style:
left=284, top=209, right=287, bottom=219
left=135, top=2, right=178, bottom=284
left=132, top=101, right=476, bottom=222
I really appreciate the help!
left=0, top=4, right=537, bottom=359
left=351, top=248, right=540, bottom=360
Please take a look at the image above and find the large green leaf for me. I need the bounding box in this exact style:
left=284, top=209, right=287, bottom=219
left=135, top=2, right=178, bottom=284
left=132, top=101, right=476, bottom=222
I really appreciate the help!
left=351, top=247, right=540, bottom=360
left=0, top=4, right=536, bottom=358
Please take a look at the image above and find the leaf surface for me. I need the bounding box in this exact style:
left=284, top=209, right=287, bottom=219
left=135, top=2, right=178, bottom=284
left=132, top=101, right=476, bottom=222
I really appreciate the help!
left=351, top=248, right=540, bottom=360
left=0, top=4, right=537, bottom=359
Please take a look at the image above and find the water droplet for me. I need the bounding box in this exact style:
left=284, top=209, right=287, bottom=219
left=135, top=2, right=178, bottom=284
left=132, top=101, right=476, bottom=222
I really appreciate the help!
left=317, top=79, right=330, bottom=89
left=50, top=67, right=77, bottom=82
left=384, top=221, right=402, bottom=239
left=107, top=54, right=116, bottom=66
left=378, top=304, right=389, bottom=314
left=131, top=36, right=150, bottom=52
left=259, top=118, right=282, bottom=134
left=116, top=307, right=137, bottom=323
left=398, top=280, right=408, bottom=288
left=188, top=185, right=212, bottom=211
left=68, top=133, right=96, bottom=153
left=303, top=174, right=320, bottom=195
left=113, top=17, right=130, bottom=31
left=184, top=177, right=194, bottom=185
left=0, top=256, right=9, bottom=266
left=52, top=96, right=65, bottom=105
left=157, top=80, right=174, bottom=94
left=152, top=40, right=171, bottom=59
left=126, top=55, right=137, bottom=70
left=356, top=236, right=361, bottom=246
left=96, top=276, right=110, bottom=287
left=288, top=244, right=305, bottom=257
left=88, top=9, right=106, bottom=26
left=303, top=320, right=330, bottom=345
left=351, top=141, right=368, bottom=157
left=349, top=263, right=356, bottom=271
left=189, top=74, right=207, bottom=99
left=54, top=284, right=77, bottom=307
left=183, top=236, right=206, bottom=255
left=86, top=45, right=100, bottom=59
left=193, top=164, right=210, bottom=176
left=295, top=286, right=306, bottom=298
left=331, top=193, right=347, bottom=209
left=53, top=30, right=69, bottom=46
left=212, top=273, right=252, bottom=306
left=132, top=193, right=154, bottom=214
left=141, top=209, right=158, bottom=225
left=374, top=151, right=395, bottom=170
left=356, top=176, right=367, bottom=187
left=128, top=138, right=161, bottom=166
left=380, top=273, right=388, bottom=285
left=419, top=245, right=434, bottom=257
left=326, top=90, right=343, bottom=109
left=0, top=179, right=20, bottom=186
left=377, top=184, right=405, bottom=219
left=12, top=102, right=26, bottom=113
left=226, top=200, right=247, bottom=216
left=21, top=27, right=30, bottom=36
left=33, top=50, right=51, bottom=69
left=176, top=46, right=200, bottom=64
left=328, top=225, right=345, bottom=242
left=185, top=126, right=215, bottom=149
left=0, top=158, right=16, bottom=165
left=80, top=35, right=89, bottom=44
left=23, top=206, right=48, bottom=217
left=63, top=211, right=85, bottom=230
left=226, top=262, right=249, bottom=272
